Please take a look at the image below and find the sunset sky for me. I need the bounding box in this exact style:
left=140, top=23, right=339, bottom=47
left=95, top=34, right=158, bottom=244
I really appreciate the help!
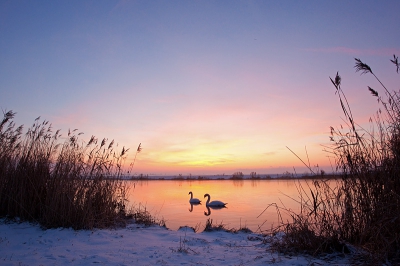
left=1, top=1, right=399, bottom=175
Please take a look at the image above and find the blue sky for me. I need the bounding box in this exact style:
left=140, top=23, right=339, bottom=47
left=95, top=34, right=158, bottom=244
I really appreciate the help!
left=1, top=1, right=399, bottom=175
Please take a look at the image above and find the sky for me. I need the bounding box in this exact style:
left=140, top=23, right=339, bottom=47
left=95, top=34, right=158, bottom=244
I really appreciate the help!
left=1, top=0, right=399, bottom=176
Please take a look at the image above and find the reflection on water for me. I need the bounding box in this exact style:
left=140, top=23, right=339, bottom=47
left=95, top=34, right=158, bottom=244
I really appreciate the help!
left=251, top=179, right=260, bottom=187
left=188, top=202, right=201, bottom=212
left=127, top=179, right=332, bottom=232
left=204, top=205, right=226, bottom=216
left=232, top=179, right=244, bottom=187
left=204, top=206, right=211, bottom=216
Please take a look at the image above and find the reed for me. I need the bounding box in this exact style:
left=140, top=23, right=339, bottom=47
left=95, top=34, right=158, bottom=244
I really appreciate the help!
left=230, top=171, right=244, bottom=180
left=130, top=204, right=166, bottom=227
left=204, top=218, right=228, bottom=232
left=271, top=56, right=400, bottom=263
left=0, top=112, right=133, bottom=229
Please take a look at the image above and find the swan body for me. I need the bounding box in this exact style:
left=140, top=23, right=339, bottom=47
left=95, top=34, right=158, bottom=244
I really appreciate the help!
left=204, top=193, right=227, bottom=207
left=188, top=191, right=201, bottom=204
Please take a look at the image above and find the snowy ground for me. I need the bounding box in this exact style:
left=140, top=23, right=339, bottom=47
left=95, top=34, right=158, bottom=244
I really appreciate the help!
left=0, top=220, right=352, bottom=265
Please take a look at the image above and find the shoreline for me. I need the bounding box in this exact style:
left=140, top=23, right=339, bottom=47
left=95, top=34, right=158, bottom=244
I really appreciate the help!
left=126, top=174, right=339, bottom=181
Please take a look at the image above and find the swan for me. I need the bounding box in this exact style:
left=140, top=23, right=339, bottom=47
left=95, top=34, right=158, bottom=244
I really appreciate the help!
left=188, top=191, right=201, bottom=204
left=204, top=193, right=227, bottom=207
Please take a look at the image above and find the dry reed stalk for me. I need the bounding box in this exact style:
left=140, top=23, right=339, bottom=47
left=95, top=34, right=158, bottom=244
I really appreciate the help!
left=269, top=56, right=400, bottom=263
left=0, top=112, right=134, bottom=229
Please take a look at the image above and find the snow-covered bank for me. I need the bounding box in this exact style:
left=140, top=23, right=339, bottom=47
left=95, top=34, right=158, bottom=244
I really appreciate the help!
left=0, top=221, right=352, bottom=265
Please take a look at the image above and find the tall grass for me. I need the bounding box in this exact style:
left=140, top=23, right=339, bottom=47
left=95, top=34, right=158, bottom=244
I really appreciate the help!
left=0, top=112, right=131, bottom=229
left=273, top=56, right=400, bottom=263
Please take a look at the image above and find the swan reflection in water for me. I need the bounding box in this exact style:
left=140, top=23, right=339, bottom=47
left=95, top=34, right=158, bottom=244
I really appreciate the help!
left=203, top=205, right=226, bottom=216
left=189, top=203, right=201, bottom=212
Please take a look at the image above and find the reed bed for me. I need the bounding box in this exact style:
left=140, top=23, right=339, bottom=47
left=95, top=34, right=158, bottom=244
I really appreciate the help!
left=269, top=56, right=400, bottom=263
left=0, top=112, right=132, bottom=229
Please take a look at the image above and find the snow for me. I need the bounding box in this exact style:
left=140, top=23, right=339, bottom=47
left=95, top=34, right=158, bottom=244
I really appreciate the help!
left=0, top=220, right=352, bottom=265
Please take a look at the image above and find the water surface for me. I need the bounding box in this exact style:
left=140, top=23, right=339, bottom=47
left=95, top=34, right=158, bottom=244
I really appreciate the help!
left=127, top=179, right=316, bottom=232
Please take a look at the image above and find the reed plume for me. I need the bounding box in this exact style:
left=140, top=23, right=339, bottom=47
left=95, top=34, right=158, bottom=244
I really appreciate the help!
left=128, top=143, right=142, bottom=174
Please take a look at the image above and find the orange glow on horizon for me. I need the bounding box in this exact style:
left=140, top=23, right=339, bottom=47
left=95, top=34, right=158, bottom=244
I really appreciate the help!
left=127, top=143, right=333, bottom=176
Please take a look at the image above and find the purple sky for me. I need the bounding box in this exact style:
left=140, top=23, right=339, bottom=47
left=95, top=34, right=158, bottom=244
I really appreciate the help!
left=1, top=1, right=399, bottom=175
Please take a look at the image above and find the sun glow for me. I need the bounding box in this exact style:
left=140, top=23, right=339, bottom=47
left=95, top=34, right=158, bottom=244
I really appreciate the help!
left=3, top=2, right=396, bottom=176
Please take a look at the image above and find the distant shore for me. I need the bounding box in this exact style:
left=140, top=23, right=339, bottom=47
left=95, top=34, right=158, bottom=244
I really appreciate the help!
left=126, top=173, right=339, bottom=181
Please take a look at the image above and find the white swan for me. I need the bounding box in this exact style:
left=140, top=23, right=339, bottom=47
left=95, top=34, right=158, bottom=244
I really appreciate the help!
left=188, top=191, right=201, bottom=204
left=204, top=193, right=227, bottom=207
